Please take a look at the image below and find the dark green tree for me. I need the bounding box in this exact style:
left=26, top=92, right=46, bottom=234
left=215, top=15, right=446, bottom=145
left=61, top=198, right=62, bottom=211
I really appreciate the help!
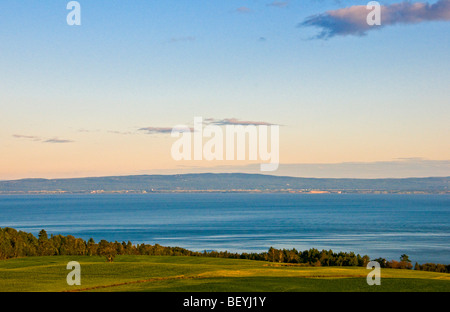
left=400, top=254, right=411, bottom=263
left=98, top=240, right=117, bottom=262
left=38, top=229, right=48, bottom=241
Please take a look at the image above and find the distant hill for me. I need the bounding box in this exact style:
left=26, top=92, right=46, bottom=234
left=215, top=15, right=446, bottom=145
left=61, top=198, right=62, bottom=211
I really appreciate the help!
left=0, top=173, right=448, bottom=194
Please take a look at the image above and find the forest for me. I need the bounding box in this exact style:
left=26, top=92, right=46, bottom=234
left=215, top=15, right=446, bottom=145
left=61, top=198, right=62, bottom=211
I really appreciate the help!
left=0, top=227, right=448, bottom=273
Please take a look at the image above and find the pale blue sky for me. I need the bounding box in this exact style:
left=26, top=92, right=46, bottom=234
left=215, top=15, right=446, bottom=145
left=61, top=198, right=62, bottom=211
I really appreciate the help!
left=0, top=1, right=449, bottom=178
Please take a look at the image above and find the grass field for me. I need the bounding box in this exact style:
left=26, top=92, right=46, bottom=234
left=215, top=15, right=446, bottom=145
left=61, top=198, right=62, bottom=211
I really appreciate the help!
left=0, top=255, right=449, bottom=292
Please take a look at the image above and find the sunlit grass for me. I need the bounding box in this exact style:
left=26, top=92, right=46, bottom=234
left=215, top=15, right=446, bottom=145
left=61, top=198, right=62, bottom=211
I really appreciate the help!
left=0, top=255, right=448, bottom=292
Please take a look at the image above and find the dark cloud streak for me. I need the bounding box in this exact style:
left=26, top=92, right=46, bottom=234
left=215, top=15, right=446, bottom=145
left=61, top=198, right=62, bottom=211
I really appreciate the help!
left=43, top=138, right=74, bottom=144
left=13, top=134, right=74, bottom=143
left=205, top=118, right=277, bottom=126
left=138, top=127, right=193, bottom=134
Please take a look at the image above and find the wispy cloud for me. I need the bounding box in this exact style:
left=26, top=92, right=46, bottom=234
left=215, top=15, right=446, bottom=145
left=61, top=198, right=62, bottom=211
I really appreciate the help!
left=205, top=118, right=277, bottom=126
left=236, top=6, right=252, bottom=14
left=12, top=134, right=41, bottom=141
left=152, top=159, right=450, bottom=179
left=107, top=130, right=135, bottom=135
left=267, top=1, right=289, bottom=8
left=299, top=0, right=450, bottom=39
left=13, top=134, right=74, bottom=143
left=43, top=138, right=74, bottom=144
left=138, top=118, right=277, bottom=134
left=78, top=128, right=100, bottom=133
left=168, top=36, right=196, bottom=43
left=138, top=126, right=193, bottom=134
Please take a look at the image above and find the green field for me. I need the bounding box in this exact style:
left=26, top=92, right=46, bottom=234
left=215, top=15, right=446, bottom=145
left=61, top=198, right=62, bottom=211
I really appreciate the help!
left=0, top=255, right=448, bottom=292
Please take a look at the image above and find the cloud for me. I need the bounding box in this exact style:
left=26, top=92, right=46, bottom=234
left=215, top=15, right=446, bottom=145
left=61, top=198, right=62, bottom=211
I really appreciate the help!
left=205, top=118, right=277, bottom=126
left=78, top=128, right=100, bottom=133
left=12, top=134, right=41, bottom=141
left=107, top=130, right=135, bottom=135
left=138, top=127, right=193, bottom=134
left=267, top=1, right=289, bottom=8
left=168, top=36, right=196, bottom=43
left=299, top=0, right=450, bottom=39
left=44, top=138, right=74, bottom=144
left=138, top=119, right=277, bottom=134
left=151, top=159, right=450, bottom=179
left=236, top=6, right=252, bottom=14
left=13, top=134, right=73, bottom=143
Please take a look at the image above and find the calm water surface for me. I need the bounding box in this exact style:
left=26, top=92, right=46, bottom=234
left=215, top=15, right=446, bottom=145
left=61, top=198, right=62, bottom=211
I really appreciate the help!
left=0, top=194, right=448, bottom=263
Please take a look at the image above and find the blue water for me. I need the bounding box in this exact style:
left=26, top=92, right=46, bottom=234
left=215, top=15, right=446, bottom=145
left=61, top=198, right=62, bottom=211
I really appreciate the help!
left=0, top=194, right=448, bottom=264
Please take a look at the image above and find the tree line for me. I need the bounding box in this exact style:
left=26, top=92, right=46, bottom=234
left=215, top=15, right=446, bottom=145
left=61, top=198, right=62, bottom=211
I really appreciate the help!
left=0, top=227, right=448, bottom=273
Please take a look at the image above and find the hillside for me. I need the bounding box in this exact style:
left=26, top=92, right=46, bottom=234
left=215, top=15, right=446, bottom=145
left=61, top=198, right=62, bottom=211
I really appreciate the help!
left=0, top=173, right=448, bottom=194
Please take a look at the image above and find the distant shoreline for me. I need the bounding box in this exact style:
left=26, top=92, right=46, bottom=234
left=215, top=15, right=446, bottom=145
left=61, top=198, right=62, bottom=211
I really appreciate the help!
left=0, top=173, right=448, bottom=195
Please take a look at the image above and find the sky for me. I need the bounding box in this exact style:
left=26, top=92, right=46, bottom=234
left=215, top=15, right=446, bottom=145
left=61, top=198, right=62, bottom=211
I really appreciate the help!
left=0, top=0, right=449, bottom=179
